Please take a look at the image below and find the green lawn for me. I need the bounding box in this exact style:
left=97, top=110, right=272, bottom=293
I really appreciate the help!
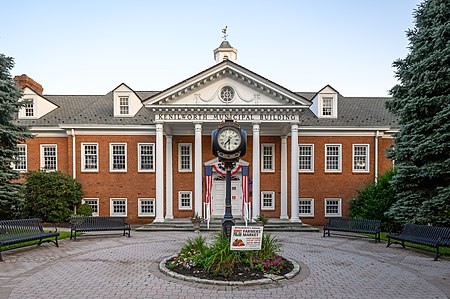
left=379, top=232, right=450, bottom=256
left=1, top=231, right=72, bottom=251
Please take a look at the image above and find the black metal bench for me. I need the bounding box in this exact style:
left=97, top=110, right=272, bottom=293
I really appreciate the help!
left=70, top=216, right=131, bottom=240
left=0, top=218, right=59, bottom=261
left=323, top=217, right=381, bottom=242
left=387, top=223, right=450, bottom=261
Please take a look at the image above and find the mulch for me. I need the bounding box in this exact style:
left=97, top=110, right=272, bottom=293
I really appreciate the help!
left=166, top=257, right=294, bottom=282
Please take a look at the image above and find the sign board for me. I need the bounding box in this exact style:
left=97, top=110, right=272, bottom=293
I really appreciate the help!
left=230, top=226, right=263, bottom=251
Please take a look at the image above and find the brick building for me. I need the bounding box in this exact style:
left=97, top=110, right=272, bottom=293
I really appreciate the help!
left=13, top=41, right=397, bottom=225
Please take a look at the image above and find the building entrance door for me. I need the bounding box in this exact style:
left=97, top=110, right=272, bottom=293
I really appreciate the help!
left=211, top=174, right=242, bottom=218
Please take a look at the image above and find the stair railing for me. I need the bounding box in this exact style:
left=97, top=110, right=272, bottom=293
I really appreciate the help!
left=243, top=202, right=251, bottom=226
left=203, top=202, right=211, bottom=229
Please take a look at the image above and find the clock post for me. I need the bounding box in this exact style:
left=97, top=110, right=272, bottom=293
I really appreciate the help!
left=212, top=120, right=247, bottom=239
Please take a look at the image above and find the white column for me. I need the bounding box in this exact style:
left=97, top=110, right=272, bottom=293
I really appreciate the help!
left=165, top=135, right=173, bottom=219
left=154, top=123, right=165, bottom=222
left=194, top=122, right=203, bottom=217
left=280, top=135, right=289, bottom=219
left=290, top=123, right=301, bottom=223
left=252, top=122, right=261, bottom=220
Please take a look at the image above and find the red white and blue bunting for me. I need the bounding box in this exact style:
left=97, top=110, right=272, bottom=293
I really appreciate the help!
left=204, top=163, right=249, bottom=216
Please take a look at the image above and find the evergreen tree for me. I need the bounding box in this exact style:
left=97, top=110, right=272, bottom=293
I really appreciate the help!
left=0, top=54, right=33, bottom=219
left=386, top=0, right=450, bottom=226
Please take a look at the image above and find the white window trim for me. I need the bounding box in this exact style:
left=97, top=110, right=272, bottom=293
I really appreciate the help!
left=40, top=144, right=58, bottom=171
left=81, top=143, right=99, bottom=172
left=352, top=144, right=370, bottom=173
left=110, top=198, right=127, bottom=217
left=118, top=96, right=130, bottom=115
left=299, top=198, right=314, bottom=217
left=261, top=144, right=275, bottom=172
left=178, top=143, right=192, bottom=172
left=318, top=95, right=337, bottom=118
left=261, top=191, right=275, bottom=210
left=109, top=143, right=127, bottom=172
left=298, top=144, right=314, bottom=173
left=325, top=198, right=342, bottom=217
left=138, top=198, right=156, bottom=217
left=178, top=191, right=192, bottom=210
left=325, top=144, right=342, bottom=173
left=82, top=198, right=99, bottom=216
left=14, top=144, right=28, bottom=172
left=138, top=143, right=155, bottom=172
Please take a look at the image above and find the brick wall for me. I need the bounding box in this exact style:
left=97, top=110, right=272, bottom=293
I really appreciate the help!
left=23, top=132, right=393, bottom=225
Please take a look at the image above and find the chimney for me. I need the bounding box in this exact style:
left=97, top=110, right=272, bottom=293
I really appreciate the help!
left=14, top=74, right=44, bottom=94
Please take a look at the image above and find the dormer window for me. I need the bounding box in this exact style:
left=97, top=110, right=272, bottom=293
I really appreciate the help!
left=322, top=97, right=333, bottom=116
left=25, top=100, right=35, bottom=117
left=119, top=96, right=129, bottom=115
left=319, top=95, right=337, bottom=118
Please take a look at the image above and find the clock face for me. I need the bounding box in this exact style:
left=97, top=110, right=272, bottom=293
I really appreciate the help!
left=218, top=127, right=241, bottom=152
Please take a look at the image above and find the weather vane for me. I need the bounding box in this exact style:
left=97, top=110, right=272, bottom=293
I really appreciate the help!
left=222, top=26, right=228, bottom=40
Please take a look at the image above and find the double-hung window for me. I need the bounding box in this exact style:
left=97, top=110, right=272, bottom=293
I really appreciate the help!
left=325, top=198, right=342, bottom=217
left=110, top=143, right=127, bottom=172
left=322, top=97, right=333, bottom=116
left=261, top=191, right=275, bottom=210
left=325, top=144, right=342, bottom=172
left=261, top=144, right=275, bottom=172
left=138, top=198, right=155, bottom=217
left=138, top=143, right=155, bottom=172
left=83, top=198, right=99, bottom=216
left=110, top=198, right=127, bottom=216
left=299, top=198, right=314, bottom=217
left=299, top=144, right=314, bottom=172
left=353, top=144, right=369, bottom=172
left=40, top=144, right=57, bottom=171
left=25, top=100, right=35, bottom=117
left=14, top=144, right=27, bottom=172
left=178, top=143, right=192, bottom=172
left=119, top=96, right=129, bottom=115
left=81, top=143, right=98, bottom=172
left=178, top=191, right=192, bottom=210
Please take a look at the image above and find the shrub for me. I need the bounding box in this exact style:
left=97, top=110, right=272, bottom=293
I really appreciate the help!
left=22, top=171, right=83, bottom=222
left=169, top=232, right=285, bottom=278
left=76, top=203, right=93, bottom=216
left=350, top=168, right=399, bottom=231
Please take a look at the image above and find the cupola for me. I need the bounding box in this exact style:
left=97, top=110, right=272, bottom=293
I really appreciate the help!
left=214, top=28, right=238, bottom=63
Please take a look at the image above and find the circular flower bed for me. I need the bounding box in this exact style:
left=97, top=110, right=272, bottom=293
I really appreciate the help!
left=159, top=233, right=299, bottom=285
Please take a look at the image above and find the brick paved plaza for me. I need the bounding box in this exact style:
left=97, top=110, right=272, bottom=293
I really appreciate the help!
left=0, top=231, right=449, bottom=299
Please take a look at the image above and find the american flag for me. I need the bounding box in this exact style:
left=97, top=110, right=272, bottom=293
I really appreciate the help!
left=242, top=165, right=249, bottom=216
left=204, top=165, right=212, bottom=215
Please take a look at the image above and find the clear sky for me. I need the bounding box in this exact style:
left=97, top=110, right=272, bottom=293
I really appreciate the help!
left=1, top=0, right=422, bottom=97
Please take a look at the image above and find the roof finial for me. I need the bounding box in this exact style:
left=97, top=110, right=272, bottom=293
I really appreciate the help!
left=222, top=26, right=228, bottom=40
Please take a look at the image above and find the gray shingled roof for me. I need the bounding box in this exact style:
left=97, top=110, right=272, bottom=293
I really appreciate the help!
left=299, top=95, right=398, bottom=128
left=15, top=91, right=397, bottom=129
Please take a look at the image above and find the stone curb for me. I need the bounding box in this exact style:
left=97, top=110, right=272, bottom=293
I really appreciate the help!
left=159, top=256, right=300, bottom=286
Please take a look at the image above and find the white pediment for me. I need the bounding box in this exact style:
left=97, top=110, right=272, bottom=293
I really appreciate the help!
left=143, top=60, right=311, bottom=108
left=18, top=87, right=58, bottom=119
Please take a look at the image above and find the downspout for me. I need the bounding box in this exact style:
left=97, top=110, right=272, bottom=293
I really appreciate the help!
left=72, top=129, right=76, bottom=179
left=374, top=130, right=379, bottom=184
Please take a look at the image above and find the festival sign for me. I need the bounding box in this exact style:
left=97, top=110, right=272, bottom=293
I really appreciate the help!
left=230, top=226, right=263, bottom=251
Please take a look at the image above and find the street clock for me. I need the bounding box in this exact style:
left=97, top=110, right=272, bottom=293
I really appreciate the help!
left=212, top=120, right=246, bottom=161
